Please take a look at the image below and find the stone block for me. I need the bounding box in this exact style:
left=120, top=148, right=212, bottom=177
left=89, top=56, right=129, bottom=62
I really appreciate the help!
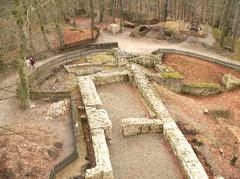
left=222, top=74, right=240, bottom=90
left=122, top=118, right=163, bottom=136
left=78, top=76, right=103, bottom=108
left=85, top=107, right=112, bottom=140
left=182, top=83, right=221, bottom=96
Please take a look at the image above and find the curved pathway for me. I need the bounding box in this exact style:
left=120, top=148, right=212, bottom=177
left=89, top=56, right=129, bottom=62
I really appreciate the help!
left=96, top=28, right=240, bottom=66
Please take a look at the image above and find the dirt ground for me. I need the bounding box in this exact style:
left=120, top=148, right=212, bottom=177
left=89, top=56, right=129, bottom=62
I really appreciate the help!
left=152, top=54, right=240, bottom=179
left=163, top=54, right=240, bottom=84
left=0, top=98, right=74, bottom=179
left=1, top=16, right=239, bottom=178
left=97, top=82, right=185, bottom=179
left=33, top=67, right=76, bottom=92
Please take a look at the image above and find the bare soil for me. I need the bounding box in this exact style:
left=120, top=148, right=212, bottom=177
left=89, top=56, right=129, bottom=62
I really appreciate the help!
left=0, top=99, right=74, bottom=179
left=163, top=54, right=240, bottom=84
left=97, top=82, right=185, bottom=179
left=33, top=67, right=76, bottom=92
left=152, top=55, right=240, bottom=179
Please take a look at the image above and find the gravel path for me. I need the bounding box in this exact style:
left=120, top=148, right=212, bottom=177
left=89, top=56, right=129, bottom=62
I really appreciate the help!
left=97, top=82, right=184, bottom=179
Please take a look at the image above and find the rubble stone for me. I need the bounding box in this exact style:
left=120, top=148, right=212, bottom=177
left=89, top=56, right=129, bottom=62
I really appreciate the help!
left=77, top=76, right=103, bottom=108
left=222, top=74, right=240, bottom=90
left=122, top=118, right=163, bottom=136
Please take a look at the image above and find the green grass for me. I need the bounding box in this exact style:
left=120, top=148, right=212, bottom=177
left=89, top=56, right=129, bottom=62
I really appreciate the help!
left=188, top=82, right=221, bottom=89
left=88, top=54, right=116, bottom=63
left=211, top=27, right=240, bottom=61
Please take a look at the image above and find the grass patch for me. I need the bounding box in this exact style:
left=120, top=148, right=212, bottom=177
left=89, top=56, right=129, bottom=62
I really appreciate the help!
left=188, top=82, right=221, bottom=89
left=88, top=53, right=116, bottom=63
left=160, top=72, right=183, bottom=79
left=209, top=109, right=233, bottom=119
left=211, top=27, right=240, bottom=61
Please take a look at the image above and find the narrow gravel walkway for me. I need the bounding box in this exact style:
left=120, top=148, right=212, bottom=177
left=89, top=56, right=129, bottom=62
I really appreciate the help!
left=97, top=82, right=184, bottom=179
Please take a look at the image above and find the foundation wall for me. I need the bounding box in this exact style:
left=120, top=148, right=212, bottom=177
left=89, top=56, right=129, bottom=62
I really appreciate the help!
left=129, top=64, right=208, bottom=179
left=77, top=76, right=113, bottom=179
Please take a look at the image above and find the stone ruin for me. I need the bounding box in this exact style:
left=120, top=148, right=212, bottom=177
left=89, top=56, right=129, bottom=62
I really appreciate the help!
left=63, top=47, right=209, bottom=179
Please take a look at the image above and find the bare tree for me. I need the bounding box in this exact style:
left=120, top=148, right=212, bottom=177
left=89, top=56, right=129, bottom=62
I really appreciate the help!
left=13, top=0, right=30, bottom=109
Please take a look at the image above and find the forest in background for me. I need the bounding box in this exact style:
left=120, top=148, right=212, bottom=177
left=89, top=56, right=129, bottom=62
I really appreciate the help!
left=0, top=0, right=239, bottom=66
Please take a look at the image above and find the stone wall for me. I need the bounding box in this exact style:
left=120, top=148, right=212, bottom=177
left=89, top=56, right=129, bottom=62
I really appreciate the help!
left=128, top=64, right=208, bottom=179
left=28, top=42, right=119, bottom=86
left=77, top=76, right=113, bottom=179
left=150, top=72, right=184, bottom=93
left=108, top=48, right=163, bottom=68
left=64, top=63, right=117, bottom=76
left=85, top=129, right=113, bottom=179
left=90, top=70, right=129, bottom=86
left=182, top=83, right=221, bottom=96
left=122, top=118, right=163, bottom=136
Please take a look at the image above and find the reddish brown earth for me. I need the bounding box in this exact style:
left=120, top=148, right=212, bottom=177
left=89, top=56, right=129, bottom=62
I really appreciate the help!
left=163, top=54, right=240, bottom=83
left=0, top=99, right=74, bottom=179
left=64, top=17, right=97, bottom=45
left=154, top=54, right=240, bottom=179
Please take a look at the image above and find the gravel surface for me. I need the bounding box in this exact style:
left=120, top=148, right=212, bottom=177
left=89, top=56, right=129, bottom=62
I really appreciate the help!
left=97, top=82, right=184, bottom=179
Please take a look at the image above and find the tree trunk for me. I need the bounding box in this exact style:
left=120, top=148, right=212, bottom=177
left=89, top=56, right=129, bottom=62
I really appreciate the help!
left=120, top=0, right=123, bottom=33
left=50, top=1, right=65, bottom=48
left=99, top=0, right=105, bottom=22
left=14, top=0, right=30, bottom=109
left=157, top=0, right=161, bottom=22
left=163, top=0, right=169, bottom=22
left=220, top=0, right=234, bottom=48
left=89, top=0, right=95, bottom=39
left=33, top=0, right=51, bottom=50
left=231, top=0, right=240, bottom=51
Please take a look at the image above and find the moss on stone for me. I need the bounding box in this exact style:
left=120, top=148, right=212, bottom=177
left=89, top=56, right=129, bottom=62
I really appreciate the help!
left=187, top=83, right=221, bottom=89
left=160, top=72, right=183, bottom=79
left=89, top=54, right=116, bottom=63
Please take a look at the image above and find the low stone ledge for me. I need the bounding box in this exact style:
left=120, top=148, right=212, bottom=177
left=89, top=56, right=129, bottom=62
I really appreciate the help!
left=129, top=64, right=208, bottom=179
left=150, top=72, right=184, bottom=93
left=122, top=118, right=163, bottom=136
left=85, top=129, right=113, bottom=179
left=182, top=83, right=221, bottom=96
left=90, top=70, right=129, bottom=86
left=77, top=76, right=103, bottom=108
left=65, top=63, right=117, bottom=76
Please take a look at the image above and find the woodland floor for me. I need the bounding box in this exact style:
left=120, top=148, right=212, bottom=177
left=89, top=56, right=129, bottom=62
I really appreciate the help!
left=0, top=99, right=73, bottom=179
left=1, top=17, right=240, bottom=179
